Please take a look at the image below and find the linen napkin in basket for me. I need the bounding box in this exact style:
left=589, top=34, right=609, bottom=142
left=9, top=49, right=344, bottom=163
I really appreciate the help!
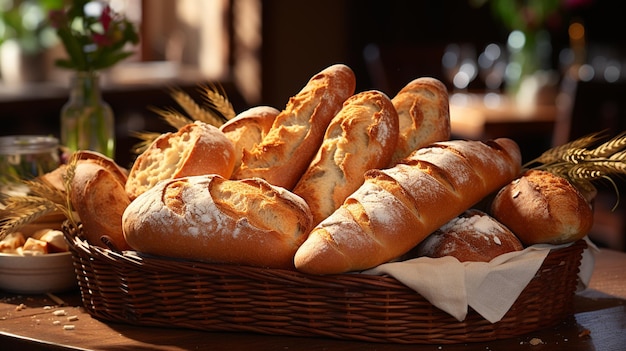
left=362, top=237, right=596, bottom=323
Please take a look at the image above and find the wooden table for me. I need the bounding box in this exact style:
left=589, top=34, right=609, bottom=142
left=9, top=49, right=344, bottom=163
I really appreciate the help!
left=1, top=248, right=625, bottom=351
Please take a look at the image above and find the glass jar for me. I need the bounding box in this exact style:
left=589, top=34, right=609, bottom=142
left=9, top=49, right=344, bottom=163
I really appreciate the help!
left=0, top=135, right=60, bottom=183
left=60, top=71, right=115, bottom=158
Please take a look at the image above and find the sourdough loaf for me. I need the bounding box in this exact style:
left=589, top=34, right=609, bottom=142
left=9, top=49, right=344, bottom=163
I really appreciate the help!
left=294, top=138, right=522, bottom=274
left=415, top=209, right=523, bottom=262
left=232, top=64, right=356, bottom=189
left=122, top=175, right=314, bottom=269
left=292, top=90, right=399, bottom=224
left=490, top=169, right=593, bottom=245
left=125, top=121, right=235, bottom=200
left=390, top=77, right=450, bottom=165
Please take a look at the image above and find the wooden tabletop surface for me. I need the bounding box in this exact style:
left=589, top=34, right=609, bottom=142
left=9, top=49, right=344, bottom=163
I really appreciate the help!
left=1, top=247, right=625, bottom=351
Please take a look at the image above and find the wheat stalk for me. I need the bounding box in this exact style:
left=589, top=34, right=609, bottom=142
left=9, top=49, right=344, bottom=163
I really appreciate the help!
left=531, top=131, right=626, bottom=211
left=151, top=106, right=194, bottom=129
left=129, top=131, right=162, bottom=155
left=22, top=179, right=65, bottom=205
left=199, top=83, right=236, bottom=121
left=0, top=196, right=60, bottom=241
left=170, top=88, right=225, bottom=127
left=524, top=131, right=603, bottom=168
left=590, top=131, right=626, bottom=157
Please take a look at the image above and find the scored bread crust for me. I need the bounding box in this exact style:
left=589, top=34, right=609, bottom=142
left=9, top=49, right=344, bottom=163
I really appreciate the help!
left=232, top=64, right=356, bottom=190
left=70, top=160, right=131, bottom=251
left=390, top=77, right=451, bottom=165
left=292, top=90, right=399, bottom=225
left=122, top=175, right=314, bottom=269
left=219, top=106, right=280, bottom=173
left=125, top=121, right=236, bottom=200
left=416, top=209, right=524, bottom=262
left=294, top=138, right=522, bottom=275
left=490, top=169, right=594, bottom=245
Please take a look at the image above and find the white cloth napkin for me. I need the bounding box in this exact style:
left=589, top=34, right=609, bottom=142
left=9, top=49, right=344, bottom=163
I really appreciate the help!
left=362, top=237, right=596, bottom=323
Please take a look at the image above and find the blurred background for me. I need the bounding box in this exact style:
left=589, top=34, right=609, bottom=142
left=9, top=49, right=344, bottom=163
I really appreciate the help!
left=1, top=0, right=625, bottom=250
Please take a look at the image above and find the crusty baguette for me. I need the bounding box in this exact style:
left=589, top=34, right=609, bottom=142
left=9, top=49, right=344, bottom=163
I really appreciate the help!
left=232, top=64, right=356, bottom=189
left=125, top=121, right=236, bottom=200
left=122, top=175, right=314, bottom=269
left=294, top=138, right=522, bottom=274
left=219, top=106, right=280, bottom=173
left=390, top=77, right=450, bottom=165
left=292, top=90, right=399, bottom=224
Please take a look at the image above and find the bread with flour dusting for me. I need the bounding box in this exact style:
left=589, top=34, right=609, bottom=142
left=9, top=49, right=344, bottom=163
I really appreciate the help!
left=415, top=209, right=523, bottom=262
left=389, top=77, right=450, bottom=165
left=292, top=90, right=399, bottom=225
left=294, top=138, right=522, bottom=274
left=122, top=174, right=314, bottom=269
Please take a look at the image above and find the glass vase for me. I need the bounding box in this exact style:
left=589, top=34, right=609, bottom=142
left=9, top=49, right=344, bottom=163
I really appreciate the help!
left=60, top=71, right=115, bottom=158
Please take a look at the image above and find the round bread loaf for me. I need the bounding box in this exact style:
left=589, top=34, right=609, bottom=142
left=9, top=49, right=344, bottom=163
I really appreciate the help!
left=122, top=175, right=314, bottom=269
left=125, top=121, right=236, bottom=200
left=416, top=209, right=523, bottom=262
left=219, top=106, right=279, bottom=172
left=490, top=169, right=593, bottom=245
left=70, top=158, right=131, bottom=251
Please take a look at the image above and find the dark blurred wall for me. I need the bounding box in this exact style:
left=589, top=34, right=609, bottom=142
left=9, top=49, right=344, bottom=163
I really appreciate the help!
left=260, top=0, right=625, bottom=108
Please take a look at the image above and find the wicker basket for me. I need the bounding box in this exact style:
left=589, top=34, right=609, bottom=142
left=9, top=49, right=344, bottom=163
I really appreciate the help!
left=63, top=222, right=586, bottom=344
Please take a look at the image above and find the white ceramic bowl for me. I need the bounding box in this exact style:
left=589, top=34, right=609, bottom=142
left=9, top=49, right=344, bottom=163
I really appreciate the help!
left=0, top=251, right=77, bottom=294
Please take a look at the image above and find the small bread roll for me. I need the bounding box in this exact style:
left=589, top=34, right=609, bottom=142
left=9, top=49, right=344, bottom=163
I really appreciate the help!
left=390, top=77, right=450, bottom=165
left=490, top=169, right=593, bottom=245
left=125, top=121, right=236, bottom=200
left=416, top=209, right=523, bottom=262
left=70, top=159, right=131, bottom=251
left=219, top=106, right=280, bottom=172
left=293, top=90, right=399, bottom=224
left=122, top=175, right=314, bottom=269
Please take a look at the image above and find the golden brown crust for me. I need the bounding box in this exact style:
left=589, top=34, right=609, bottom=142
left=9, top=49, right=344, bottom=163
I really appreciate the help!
left=125, top=121, right=236, bottom=200
left=232, top=64, right=356, bottom=189
left=219, top=106, right=280, bottom=173
left=390, top=77, right=451, bottom=165
left=70, top=150, right=128, bottom=185
left=122, top=175, right=314, bottom=269
left=292, top=90, right=399, bottom=224
left=70, top=160, right=131, bottom=251
left=490, top=169, right=594, bottom=245
left=294, top=138, right=522, bottom=275
left=416, top=209, right=523, bottom=262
